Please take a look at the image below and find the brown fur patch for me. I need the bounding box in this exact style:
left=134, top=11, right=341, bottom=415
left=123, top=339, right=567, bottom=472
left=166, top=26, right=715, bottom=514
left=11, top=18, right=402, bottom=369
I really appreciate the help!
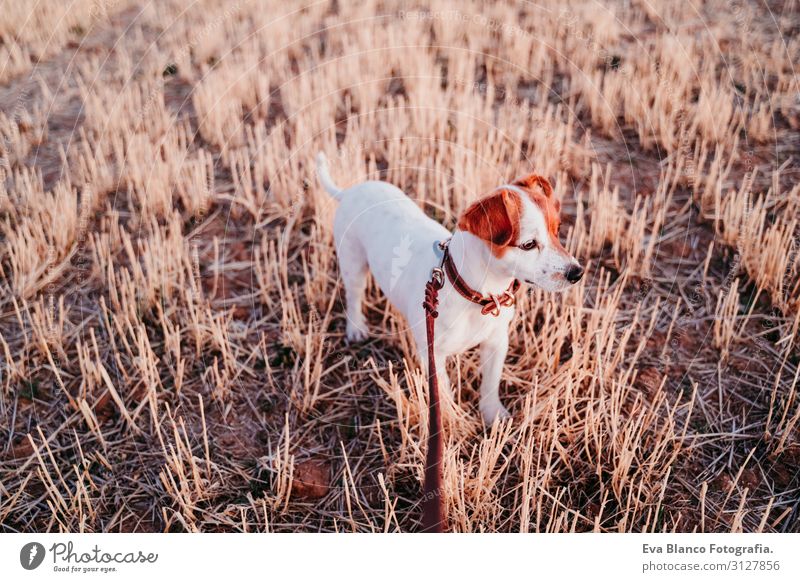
left=514, top=174, right=560, bottom=212
left=514, top=174, right=554, bottom=199
left=513, top=174, right=567, bottom=254
left=458, top=189, right=523, bottom=256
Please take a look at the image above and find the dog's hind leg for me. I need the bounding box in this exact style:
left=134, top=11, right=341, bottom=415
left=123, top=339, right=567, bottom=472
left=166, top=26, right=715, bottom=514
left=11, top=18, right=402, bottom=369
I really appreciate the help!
left=336, top=236, right=370, bottom=342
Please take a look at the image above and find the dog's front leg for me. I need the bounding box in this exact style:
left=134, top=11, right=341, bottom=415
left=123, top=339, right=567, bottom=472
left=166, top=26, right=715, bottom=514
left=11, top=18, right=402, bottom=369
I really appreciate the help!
left=478, top=336, right=511, bottom=424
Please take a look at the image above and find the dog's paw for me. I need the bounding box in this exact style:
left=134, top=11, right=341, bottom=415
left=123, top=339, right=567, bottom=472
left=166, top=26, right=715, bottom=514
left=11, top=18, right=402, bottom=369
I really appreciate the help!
left=480, top=402, right=511, bottom=425
left=346, top=322, right=369, bottom=343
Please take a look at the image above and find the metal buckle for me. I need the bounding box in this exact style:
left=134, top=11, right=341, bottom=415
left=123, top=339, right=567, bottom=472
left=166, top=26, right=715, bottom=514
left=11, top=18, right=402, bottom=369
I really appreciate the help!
left=481, top=295, right=502, bottom=317
left=498, top=290, right=515, bottom=307
left=430, top=267, right=445, bottom=287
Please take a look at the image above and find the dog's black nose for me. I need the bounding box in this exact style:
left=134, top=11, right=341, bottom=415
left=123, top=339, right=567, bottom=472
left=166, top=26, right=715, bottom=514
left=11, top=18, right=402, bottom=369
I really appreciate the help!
left=565, top=264, right=584, bottom=284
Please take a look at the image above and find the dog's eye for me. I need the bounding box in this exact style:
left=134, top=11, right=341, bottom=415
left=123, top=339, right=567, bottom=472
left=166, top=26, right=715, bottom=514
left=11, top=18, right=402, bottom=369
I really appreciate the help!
left=519, top=239, right=538, bottom=251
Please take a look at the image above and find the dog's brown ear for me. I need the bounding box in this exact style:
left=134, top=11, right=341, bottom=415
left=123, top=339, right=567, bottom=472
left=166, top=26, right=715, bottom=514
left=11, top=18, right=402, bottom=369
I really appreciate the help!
left=515, top=173, right=560, bottom=213
left=458, top=189, right=520, bottom=247
left=514, top=174, right=553, bottom=199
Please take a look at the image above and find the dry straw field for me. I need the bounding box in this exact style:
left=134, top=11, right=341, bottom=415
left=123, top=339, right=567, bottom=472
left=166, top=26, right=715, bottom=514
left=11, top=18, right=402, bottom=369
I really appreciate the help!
left=1, top=0, right=799, bottom=533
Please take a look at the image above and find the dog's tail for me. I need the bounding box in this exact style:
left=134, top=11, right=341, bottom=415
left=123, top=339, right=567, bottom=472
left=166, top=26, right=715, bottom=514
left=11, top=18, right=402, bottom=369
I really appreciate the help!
left=316, top=152, right=343, bottom=200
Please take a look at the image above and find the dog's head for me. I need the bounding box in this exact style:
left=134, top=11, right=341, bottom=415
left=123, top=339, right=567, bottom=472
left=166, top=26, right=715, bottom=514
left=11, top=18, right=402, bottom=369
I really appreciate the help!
left=457, top=174, right=583, bottom=292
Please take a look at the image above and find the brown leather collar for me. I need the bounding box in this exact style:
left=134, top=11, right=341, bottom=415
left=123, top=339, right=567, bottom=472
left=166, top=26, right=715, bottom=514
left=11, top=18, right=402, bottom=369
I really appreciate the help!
left=440, top=242, right=520, bottom=316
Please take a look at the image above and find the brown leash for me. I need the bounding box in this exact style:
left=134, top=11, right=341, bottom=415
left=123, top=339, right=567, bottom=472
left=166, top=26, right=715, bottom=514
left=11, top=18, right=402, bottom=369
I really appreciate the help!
left=421, top=265, right=445, bottom=532
left=420, top=240, right=520, bottom=533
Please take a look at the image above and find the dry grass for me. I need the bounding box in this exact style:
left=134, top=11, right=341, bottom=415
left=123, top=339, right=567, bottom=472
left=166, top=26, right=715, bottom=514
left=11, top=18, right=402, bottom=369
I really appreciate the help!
left=1, top=0, right=799, bottom=533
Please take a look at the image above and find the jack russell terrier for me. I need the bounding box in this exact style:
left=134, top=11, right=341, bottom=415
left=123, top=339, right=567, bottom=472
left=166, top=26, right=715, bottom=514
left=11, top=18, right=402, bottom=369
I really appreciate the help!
left=316, top=152, right=583, bottom=425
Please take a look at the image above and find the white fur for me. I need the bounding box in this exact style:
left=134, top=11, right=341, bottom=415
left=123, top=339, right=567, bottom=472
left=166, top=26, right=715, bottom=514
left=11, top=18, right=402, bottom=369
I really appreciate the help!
left=317, top=153, right=581, bottom=423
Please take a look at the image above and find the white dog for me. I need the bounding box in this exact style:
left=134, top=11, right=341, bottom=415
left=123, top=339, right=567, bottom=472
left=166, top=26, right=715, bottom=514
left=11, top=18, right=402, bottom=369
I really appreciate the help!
left=317, top=153, right=583, bottom=423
